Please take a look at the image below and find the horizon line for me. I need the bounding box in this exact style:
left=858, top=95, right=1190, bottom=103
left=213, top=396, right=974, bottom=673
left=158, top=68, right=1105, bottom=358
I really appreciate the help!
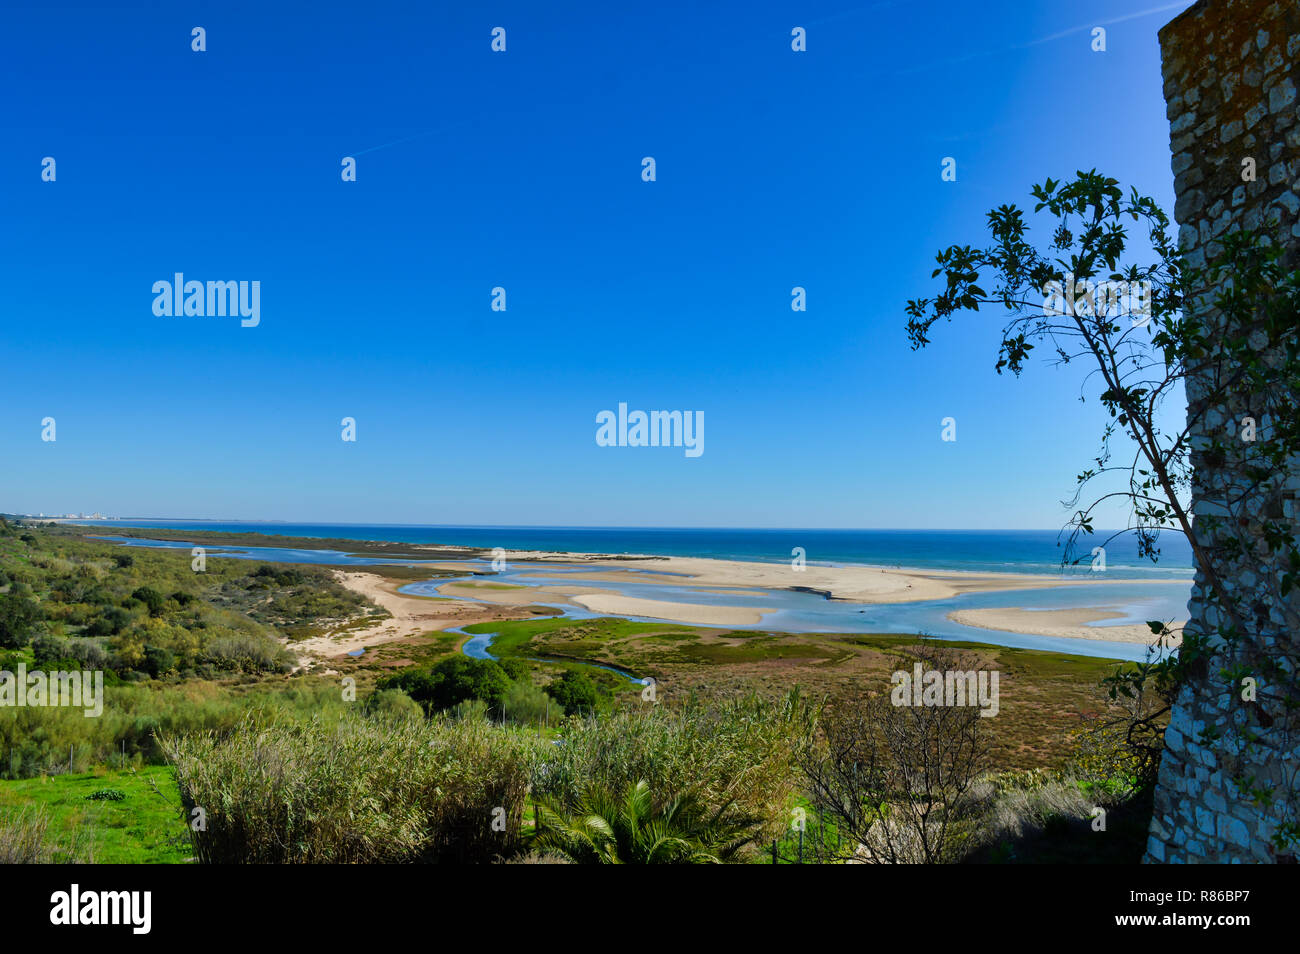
left=13, top=515, right=1190, bottom=536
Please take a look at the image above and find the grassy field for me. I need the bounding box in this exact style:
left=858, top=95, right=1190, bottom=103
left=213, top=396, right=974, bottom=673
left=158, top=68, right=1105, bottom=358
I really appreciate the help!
left=0, top=766, right=190, bottom=863
left=460, top=616, right=1134, bottom=770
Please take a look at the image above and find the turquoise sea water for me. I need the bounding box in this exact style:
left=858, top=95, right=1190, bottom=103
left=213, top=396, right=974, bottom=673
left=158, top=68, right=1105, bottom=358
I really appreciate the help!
left=66, top=520, right=1193, bottom=578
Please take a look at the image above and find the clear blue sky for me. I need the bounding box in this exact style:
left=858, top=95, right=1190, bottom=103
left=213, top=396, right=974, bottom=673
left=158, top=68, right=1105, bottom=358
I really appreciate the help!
left=0, top=0, right=1195, bottom=528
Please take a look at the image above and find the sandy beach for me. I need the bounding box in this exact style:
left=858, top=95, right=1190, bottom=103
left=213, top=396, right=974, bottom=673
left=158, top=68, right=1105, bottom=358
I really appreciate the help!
left=290, top=571, right=549, bottom=666
left=569, top=592, right=775, bottom=626
left=504, top=552, right=1183, bottom=604
left=441, top=577, right=776, bottom=626
left=947, top=607, right=1184, bottom=645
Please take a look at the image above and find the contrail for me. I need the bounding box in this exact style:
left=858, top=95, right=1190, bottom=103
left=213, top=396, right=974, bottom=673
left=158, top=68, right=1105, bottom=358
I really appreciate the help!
left=1023, top=1, right=1195, bottom=47
left=350, top=118, right=480, bottom=157
left=895, top=1, right=1196, bottom=75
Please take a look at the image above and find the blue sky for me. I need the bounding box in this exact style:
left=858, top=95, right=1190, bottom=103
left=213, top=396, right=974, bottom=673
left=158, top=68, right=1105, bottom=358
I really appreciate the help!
left=0, top=0, right=1195, bottom=528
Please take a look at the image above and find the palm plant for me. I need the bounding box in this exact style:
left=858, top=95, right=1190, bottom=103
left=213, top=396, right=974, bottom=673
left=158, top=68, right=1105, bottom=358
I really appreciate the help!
left=533, top=779, right=762, bottom=863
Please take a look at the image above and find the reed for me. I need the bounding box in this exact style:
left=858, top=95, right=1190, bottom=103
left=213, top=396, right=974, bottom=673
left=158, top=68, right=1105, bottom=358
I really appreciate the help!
left=162, top=710, right=540, bottom=863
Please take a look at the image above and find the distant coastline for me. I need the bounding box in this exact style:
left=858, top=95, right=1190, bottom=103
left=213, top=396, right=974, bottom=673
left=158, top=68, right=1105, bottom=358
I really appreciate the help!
left=43, top=518, right=1196, bottom=581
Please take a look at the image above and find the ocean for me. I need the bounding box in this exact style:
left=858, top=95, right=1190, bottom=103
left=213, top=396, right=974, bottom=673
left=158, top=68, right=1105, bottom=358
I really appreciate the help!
left=62, top=520, right=1194, bottom=579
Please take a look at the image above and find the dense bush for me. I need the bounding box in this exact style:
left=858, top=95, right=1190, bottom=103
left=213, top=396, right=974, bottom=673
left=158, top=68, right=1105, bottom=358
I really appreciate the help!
left=502, top=679, right=554, bottom=726
left=163, top=712, right=541, bottom=863
left=546, top=669, right=601, bottom=716
left=82, top=607, right=133, bottom=638
left=248, top=565, right=307, bottom=587
left=142, top=646, right=176, bottom=678
left=201, top=633, right=293, bottom=673
left=361, top=688, right=424, bottom=723
left=380, top=656, right=513, bottom=716
left=130, top=587, right=166, bottom=617
left=535, top=692, right=811, bottom=855
left=29, top=633, right=110, bottom=670
left=0, top=592, right=43, bottom=649
left=452, top=698, right=491, bottom=721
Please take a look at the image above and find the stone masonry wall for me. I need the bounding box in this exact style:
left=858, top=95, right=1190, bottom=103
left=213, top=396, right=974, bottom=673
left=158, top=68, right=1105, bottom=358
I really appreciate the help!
left=1146, top=0, right=1300, bottom=863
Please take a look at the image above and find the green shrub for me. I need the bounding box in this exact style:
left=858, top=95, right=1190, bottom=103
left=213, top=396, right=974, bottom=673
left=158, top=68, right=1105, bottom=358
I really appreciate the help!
left=248, top=565, right=307, bottom=587
left=142, top=646, right=176, bottom=678
left=535, top=692, right=810, bottom=853
left=379, top=656, right=512, bottom=716
left=85, top=789, right=126, bottom=801
left=29, top=632, right=65, bottom=667
left=83, top=607, right=132, bottom=638
left=546, top=669, right=601, bottom=716
left=452, top=698, right=490, bottom=722
left=1068, top=720, right=1147, bottom=801
left=502, top=679, right=554, bottom=726
left=202, top=633, right=294, bottom=673
left=361, top=688, right=424, bottom=723
left=0, top=592, right=43, bottom=649
left=536, top=778, right=764, bottom=863
left=162, top=713, right=541, bottom=863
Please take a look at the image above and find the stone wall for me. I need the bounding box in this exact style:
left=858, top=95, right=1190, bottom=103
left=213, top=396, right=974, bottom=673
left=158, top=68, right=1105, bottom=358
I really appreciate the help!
left=1147, top=0, right=1300, bottom=863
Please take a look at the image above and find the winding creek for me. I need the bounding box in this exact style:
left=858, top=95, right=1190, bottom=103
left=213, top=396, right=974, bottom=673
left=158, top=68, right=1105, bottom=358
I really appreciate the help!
left=451, top=624, right=645, bottom=683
